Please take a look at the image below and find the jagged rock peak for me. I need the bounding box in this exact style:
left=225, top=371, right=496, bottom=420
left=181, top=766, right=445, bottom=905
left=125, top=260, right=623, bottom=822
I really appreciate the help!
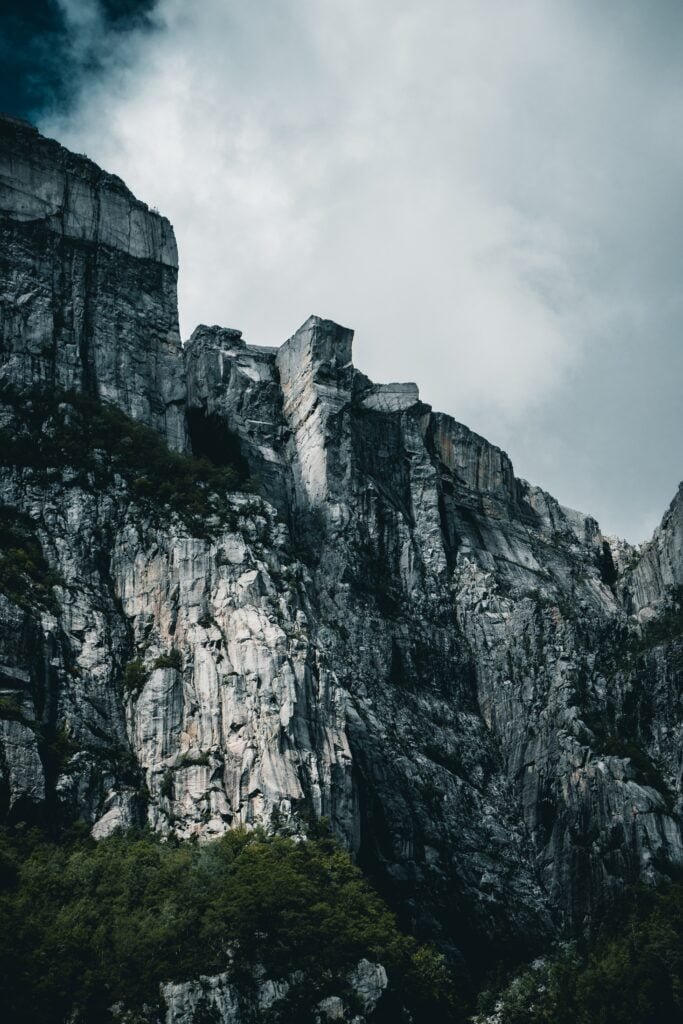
left=277, top=314, right=355, bottom=373
left=189, top=324, right=244, bottom=346
left=628, top=482, right=683, bottom=616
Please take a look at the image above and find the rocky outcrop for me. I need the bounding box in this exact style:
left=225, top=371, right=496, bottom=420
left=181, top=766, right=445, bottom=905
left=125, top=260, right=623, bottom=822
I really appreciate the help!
left=0, top=114, right=185, bottom=448
left=156, top=959, right=387, bottom=1024
left=160, top=968, right=289, bottom=1024
left=184, top=324, right=288, bottom=509
left=1, top=120, right=682, bottom=1007
left=627, top=484, right=683, bottom=616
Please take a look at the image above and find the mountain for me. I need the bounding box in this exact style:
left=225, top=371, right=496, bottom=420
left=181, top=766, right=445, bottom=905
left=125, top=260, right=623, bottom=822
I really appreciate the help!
left=1, top=114, right=682, bottom=1023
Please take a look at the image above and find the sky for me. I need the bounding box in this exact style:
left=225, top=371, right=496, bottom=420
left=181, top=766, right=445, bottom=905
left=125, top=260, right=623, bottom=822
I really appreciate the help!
left=2, top=1, right=682, bottom=541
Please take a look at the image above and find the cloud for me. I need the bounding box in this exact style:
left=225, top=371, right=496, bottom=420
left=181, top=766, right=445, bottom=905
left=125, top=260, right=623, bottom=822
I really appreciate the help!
left=40, top=0, right=683, bottom=539
left=0, top=1, right=160, bottom=120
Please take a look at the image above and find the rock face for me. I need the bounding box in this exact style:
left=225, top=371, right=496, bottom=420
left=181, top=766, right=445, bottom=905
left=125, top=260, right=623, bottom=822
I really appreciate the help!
left=0, top=115, right=185, bottom=448
left=155, top=959, right=386, bottom=1024
left=1, top=119, right=683, bottom=1012
left=113, top=497, right=354, bottom=843
left=183, top=314, right=683, bottom=948
left=627, top=484, right=683, bottom=616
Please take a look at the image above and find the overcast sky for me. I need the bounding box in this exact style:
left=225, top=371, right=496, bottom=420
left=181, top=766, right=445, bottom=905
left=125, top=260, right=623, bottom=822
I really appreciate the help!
left=3, top=1, right=682, bottom=541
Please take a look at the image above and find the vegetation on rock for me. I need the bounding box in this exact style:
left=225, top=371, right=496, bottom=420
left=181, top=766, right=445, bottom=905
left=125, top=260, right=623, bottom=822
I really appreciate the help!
left=152, top=649, right=182, bottom=671
left=121, top=658, right=149, bottom=696
left=477, top=884, right=683, bottom=1024
left=0, top=386, right=247, bottom=535
left=0, top=824, right=457, bottom=1023
left=0, top=506, right=62, bottom=612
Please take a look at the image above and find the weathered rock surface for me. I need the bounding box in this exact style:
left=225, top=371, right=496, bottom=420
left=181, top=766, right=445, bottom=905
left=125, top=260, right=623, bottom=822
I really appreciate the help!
left=114, top=496, right=354, bottom=842
left=627, top=483, right=683, bottom=615
left=160, top=967, right=289, bottom=1024
left=184, top=313, right=683, bottom=944
left=1, top=120, right=682, bottom=1016
left=0, top=114, right=185, bottom=448
left=154, top=958, right=386, bottom=1024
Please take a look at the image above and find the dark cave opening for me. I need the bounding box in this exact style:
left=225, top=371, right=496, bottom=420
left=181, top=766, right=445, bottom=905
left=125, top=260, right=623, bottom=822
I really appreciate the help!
left=186, top=407, right=250, bottom=480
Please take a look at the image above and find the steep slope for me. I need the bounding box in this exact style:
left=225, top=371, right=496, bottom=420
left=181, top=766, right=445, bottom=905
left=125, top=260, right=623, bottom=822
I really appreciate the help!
left=1, top=118, right=682, bottom=1008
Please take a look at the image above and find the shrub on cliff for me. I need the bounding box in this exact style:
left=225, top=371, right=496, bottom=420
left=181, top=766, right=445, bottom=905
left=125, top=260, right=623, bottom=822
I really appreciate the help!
left=477, top=884, right=683, bottom=1024
left=0, top=386, right=246, bottom=535
left=0, top=506, right=62, bottom=612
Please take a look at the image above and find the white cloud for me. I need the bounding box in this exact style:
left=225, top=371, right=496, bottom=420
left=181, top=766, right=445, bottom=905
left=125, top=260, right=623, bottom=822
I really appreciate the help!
left=42, top=0, right=683, bottom=539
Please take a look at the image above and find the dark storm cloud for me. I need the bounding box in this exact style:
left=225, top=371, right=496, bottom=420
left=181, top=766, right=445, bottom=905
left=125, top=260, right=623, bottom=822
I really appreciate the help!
left=0, top=0, right=67, bottom=118
left=0, top=0, right=159, bottom=120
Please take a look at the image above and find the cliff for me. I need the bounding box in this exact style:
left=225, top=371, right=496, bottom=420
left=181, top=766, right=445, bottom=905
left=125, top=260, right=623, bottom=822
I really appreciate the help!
left=1, top=117, right=682, bottom=1021
left=0, top=114, right=185, bottom=448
